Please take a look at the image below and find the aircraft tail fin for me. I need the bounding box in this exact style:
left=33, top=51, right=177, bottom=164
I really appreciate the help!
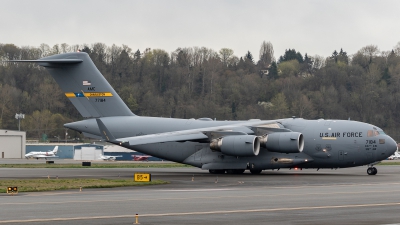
left=52, top=146, right=58, bottom=154
left=8, top=52, right=135, bottom=118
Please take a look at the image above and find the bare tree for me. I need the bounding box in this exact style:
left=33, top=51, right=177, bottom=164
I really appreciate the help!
left=219, top=48, right=234, bottom=66
left=312, top=55, right=326, bottom=70
left=60, top=43, right=69, bottom=53
left=259, top=41, right=275, bottom=69
left=351, top=45, right=380, bottom=70
left=394, top=41, right=400, bottom=56
left=70, top=44, right=80, bottom=53
left=39, top=43, right=50, bottom=57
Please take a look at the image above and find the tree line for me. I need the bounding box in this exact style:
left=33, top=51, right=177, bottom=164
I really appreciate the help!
left=1, top=41, right=400, bottom=142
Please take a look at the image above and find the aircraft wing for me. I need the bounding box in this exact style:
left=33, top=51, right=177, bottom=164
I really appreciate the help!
left=112, top=120, right=282, bottom=146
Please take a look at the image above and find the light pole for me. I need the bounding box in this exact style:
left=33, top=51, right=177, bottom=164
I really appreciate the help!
left=15, top=113, right=25, bottom=131
left=65, top=128, right=68, bottom=143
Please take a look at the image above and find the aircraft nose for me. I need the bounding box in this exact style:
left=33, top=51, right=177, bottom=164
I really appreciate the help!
left=387, top=137, right=398, bottom=155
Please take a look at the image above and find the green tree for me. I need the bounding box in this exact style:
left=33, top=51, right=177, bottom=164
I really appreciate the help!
left=381, top=67, right=391, bottom=85
left=279, top=49, right=303, bottom=63
left=268, top=61, right=279, bottom=79
left=270, top=93, right=289, bottom=118
left=278, top=60, right=300, bottom=77
left=245, top=51, right=254, bottom=63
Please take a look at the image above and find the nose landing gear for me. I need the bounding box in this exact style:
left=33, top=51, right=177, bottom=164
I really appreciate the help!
left=367, top=167, right=377, bottom=175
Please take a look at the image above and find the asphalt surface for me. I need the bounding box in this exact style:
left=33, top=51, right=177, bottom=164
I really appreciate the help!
left=1, top=160, right=400, bottom=225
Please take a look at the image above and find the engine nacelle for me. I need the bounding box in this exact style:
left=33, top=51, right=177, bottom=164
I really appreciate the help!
left=210, top=135, right=260, bottom=157
left=259, top=132, right=304, bottom=153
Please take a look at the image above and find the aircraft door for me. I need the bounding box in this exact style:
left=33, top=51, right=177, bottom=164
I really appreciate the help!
left=365, top=130, right=378, bottom=162
left=365, top=139, right=377, bottom=161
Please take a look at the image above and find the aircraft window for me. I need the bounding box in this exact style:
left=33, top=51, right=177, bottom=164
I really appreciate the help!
left=379, top=139, right=385, bottom=144
left=367, top=130, right=374, bottom=137
left=374, top=131, right=380, bottom=136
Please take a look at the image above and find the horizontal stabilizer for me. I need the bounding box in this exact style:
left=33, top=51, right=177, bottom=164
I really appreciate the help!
left=6, top=59, right=83, bottom=64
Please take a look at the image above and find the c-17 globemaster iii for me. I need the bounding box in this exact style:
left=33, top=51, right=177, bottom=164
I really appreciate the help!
left=8, top=52, right=398, bottom=175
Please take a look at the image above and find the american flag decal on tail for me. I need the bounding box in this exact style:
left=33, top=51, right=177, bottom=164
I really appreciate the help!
left=83, top=80, right=91, bottom=86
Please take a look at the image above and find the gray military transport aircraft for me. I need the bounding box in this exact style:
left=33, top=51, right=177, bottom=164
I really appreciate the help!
left=8, top=52, right=398, bottom=175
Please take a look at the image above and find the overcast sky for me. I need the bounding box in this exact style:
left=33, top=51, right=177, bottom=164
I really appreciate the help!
left=1, top=0, right=400, bottom=60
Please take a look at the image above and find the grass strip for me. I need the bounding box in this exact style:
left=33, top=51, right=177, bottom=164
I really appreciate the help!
left=378, top=161, right=400, bottom=165
left=0, top=178, right=168, bottom=193
left=0, top=163, right=192, bottom=168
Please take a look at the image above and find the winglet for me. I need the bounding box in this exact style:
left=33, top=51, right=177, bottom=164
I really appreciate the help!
left=96, top=119, right=117, bottom=143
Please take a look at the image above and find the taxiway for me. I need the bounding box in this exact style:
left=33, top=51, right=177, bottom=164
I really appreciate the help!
left=1, top=161, right=400, bottom=224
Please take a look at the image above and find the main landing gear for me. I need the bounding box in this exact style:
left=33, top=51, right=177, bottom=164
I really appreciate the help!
left=249, top=169, right=262, bottom=174
left=367, top=167, right=377, bottom=175
left=209, top=169, right=226, bottom=174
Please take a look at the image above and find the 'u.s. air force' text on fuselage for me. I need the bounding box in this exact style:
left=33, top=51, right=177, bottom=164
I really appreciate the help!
left=320, top=132, right=363, bottom=138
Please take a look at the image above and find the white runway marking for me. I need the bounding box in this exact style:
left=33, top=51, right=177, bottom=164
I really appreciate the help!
left=1, top=202, right=400, bottom=223
left=160, top=188, right=236, bottom=192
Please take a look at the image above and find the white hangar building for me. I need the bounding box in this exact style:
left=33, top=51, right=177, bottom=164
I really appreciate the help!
left=0, top=129, right=26, bottom=158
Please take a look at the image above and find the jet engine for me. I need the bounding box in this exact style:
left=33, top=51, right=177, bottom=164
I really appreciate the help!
left=259, top=132, right=304, bottom=153
left=210, top=135, right=260, bottom=157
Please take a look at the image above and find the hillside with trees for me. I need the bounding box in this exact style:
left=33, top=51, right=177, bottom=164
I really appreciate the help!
left=1, top=41, right=400, bottom=141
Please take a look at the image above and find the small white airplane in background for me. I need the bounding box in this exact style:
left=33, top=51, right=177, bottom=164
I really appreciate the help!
left=132, top=155, right=151, bottom=161
left=99, top=154, right=122, bottom=161
left=25, top=146, right=58, bottom=160
left=388, top=152, right=400, bottom=160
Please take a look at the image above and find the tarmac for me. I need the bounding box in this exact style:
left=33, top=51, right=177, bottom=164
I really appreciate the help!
left=1, top=159, right=400, bottom=224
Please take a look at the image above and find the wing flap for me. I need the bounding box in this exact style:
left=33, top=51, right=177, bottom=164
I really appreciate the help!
left=119, top=133, right=208, bottom=146
left=250, top=127, right=292, bottom=136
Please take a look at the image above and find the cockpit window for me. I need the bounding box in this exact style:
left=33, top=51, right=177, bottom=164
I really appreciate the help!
left=367, top=130, right=374, bottom=137
left=367, top=127, right=385, bottom=137
left=367, top=130, right=381, bottom=137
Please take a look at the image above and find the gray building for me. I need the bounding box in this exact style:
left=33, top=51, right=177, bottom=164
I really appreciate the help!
left=0, top=129, right=26, bottom=158
left=73, top=144, right=103, bottom=160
